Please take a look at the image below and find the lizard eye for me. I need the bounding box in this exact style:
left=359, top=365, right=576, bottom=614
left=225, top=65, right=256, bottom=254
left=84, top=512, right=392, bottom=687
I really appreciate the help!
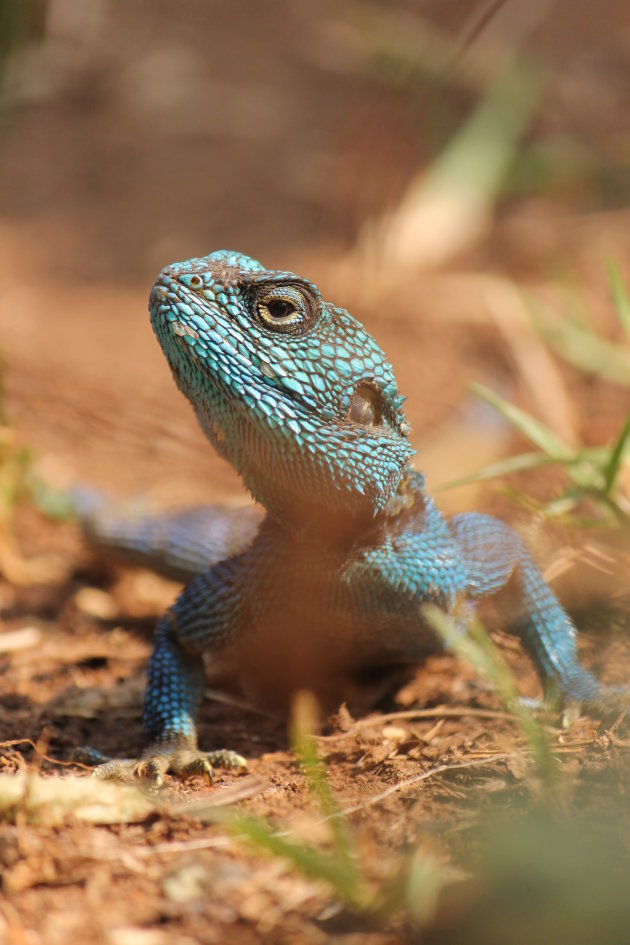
left=256, top=287, right=306, bottom=330
left=263, top=299, right=297, bottom=321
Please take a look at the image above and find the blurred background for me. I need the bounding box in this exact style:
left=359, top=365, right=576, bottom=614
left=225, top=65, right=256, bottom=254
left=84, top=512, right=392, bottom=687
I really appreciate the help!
left=0, top=0, right=629, bottom=509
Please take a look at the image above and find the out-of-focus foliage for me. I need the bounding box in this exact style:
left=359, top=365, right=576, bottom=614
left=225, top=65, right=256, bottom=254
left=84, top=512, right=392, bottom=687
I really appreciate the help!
left=379, top=59, right=543, bottom=268
left=204, top=620, right=630, bottom=942
left=528, top=264, right=630, bottom=387
left=423, top=805, right=630, bottom=945
left=359, top=1, right=630, bottom=225
left=424, top=605, right=561, bottom=792
left=209, top=691, right=443, bottom=924
left=445, top=265, right=630, bottom=529
left=0, top=0, right=47, bottom=83
left=0, top=357, right=32, bottom=534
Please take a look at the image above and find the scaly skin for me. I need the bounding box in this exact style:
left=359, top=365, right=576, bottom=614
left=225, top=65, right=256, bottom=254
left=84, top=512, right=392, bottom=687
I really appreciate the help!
left=80, top=250, right=625, bottom=784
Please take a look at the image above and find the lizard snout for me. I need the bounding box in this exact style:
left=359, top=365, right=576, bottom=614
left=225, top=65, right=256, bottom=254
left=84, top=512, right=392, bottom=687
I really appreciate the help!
left=149, top=282, right=168, bottom=307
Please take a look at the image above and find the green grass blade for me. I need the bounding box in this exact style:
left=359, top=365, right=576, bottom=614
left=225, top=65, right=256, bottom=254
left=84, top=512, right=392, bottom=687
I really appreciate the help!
left=217, top=810, right=367, bottom=908
left=289, top=693, right=359, bottom=882
left=27, top=476, right=78, bottom=519
left=380, top=59, right=543, bottom=267
left=469, top=386, right=609, bottom=492
left=606, top=258, right=630, bottom=339
left=373, top=847, right=442, bottom=925
left=529, top=299, right=630, bottom=385
left=412, top=61, right=543, bottom=221
left=440, top=450, right=558, bottom=490
left=423, top=605, right=560, bottom=791
left=469, top=383, right=573, bottom=459
left=603, top=411, right=630, bottom=494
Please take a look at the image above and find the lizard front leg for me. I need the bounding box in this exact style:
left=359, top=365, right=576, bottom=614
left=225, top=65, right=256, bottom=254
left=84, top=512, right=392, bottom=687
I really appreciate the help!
left=450, top=513, right=618, bottom=712
left=76, top=559, right=249, bottom=784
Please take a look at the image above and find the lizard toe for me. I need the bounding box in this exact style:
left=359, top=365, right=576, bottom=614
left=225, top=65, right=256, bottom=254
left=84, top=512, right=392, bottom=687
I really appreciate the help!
left=156, top=748, right=248, bottom=784
left=71, top=746, right=145, bottom=782
left=204, top=748, right=248, bottom=770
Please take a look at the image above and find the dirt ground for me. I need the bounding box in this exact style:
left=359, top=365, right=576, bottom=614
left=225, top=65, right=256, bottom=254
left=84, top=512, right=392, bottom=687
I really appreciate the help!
left=2, top=3, right=630, bottom=944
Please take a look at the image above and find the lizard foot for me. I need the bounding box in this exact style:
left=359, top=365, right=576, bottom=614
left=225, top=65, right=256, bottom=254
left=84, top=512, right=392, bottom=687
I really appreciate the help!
left=70, top=744, right=248, bottom=786
left=518, top=694, right=583, bottom=728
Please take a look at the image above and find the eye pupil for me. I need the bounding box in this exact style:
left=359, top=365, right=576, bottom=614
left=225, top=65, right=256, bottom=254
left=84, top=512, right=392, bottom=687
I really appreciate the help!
left=190, top=275, right=202, bottom=288
left=267, top=299, right=295, bottom=319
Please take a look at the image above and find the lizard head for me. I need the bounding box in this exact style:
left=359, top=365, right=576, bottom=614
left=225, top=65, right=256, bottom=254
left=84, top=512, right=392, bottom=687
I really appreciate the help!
left=150, top=250, right=415, bottom=529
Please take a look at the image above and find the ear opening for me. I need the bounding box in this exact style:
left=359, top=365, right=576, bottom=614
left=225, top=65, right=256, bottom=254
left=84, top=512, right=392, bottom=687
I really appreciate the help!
left=346, top=382, right=384, bottom=429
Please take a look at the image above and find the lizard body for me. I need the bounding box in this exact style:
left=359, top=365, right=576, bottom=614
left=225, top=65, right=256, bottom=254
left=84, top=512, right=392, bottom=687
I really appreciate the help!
left=80, top=251, right=622, bottom=782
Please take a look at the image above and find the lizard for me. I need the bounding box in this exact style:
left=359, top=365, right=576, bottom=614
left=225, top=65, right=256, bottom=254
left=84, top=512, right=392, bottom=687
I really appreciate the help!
left=76, top=249, right=627, bottom=784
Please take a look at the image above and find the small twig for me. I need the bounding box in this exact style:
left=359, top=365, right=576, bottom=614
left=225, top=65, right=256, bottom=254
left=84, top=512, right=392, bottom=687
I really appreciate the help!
left=0, top=738, right=39, bottom=751
left=168, top=775, right=267, bottom=816
left=319, top=753, right=515, bottom=822
left=442, top=0, right=512, bottom=77
left=45, top=835, right=234, bottom=860
left=318, top=706, right=518, bottom=742
left=204, top=687, right=278, bottom=719
left=423, top=718, right=445, bottom=743
left=150, top=836, right=233, bottom=855
left=594, top=707, right=627, bottom=750
left=0, top=738, right=80, bottom=769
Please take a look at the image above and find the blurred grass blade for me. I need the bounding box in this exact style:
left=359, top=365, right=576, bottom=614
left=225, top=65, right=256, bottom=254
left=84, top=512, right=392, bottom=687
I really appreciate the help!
left=211, top=691, right=446, bottom=917
left=381, top=60, right=544, bottom=267
left=603, top=410, right=630, bottom=495
left=290, top=691, right=359, bottom=881
left=606, top=258, right=630, bottom=339
left=528, top=297, right=630, bottom=386
left=217, top=809, right=367, bottom=908
left=469, top=383, right=573, bottom=459
left=27, top=475, right=77, bottom=519
left=451, top=385, right=629, bottom=519
left=475, top=271, right=630, bottom=526
left=210, top=692, right=368, bottom=910
left=469, top=385, right=616, bottom=489
left=404, top=849, right=443, bottom=925
left=375, top=847, right=443, bottom=925
left=440, top=449, right=557, bottom=490
left=423, top=604, right=560, bottom=790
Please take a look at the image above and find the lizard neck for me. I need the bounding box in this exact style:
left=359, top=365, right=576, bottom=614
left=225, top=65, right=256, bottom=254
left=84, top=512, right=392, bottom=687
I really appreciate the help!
left=261, top=466, right=426, bottom=554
